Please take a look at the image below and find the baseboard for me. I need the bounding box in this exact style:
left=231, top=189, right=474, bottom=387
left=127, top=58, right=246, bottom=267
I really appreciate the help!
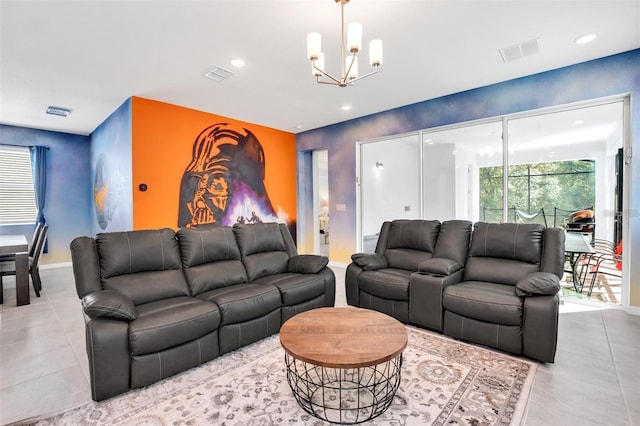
left=627, top=305, right=640, bottom=316
left=40, top=261, right=72, bottom=270
left=328, top=261, right=348, bottom=269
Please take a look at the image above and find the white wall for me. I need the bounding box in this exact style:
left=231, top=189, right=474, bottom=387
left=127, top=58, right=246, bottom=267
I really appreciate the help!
left=360, top=134, right=420, bottom=237
left=423, top=143, right=456, bottom=220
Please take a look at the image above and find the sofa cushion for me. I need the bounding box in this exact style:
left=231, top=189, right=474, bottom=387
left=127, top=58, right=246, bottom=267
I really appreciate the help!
left=102, top=270, right=190, bottom=306
left=515, top=272, right=560, bottom=297
left=97, top=228, right=182, bottom=278
left=443, top=281, right=523, bottom=326
left=254, top=273, right=326, bottom=306
left=177, top=224, right=248, bottom=295
left=130, top=297, right=220, bottom=356
left=358, top=268, right=411, bottom=301
left=386, top=220, right=441, bottom=252
left=385, top=248, right=434, bottom=272
left=177, top=226, right=241, bottom=267
left=196, top=283, right=281, bottom=325
left=233, top=223, right=289, bottom=281
left=468, top=222, right=544, bottom=264
left=244, top=251, right=290, bottom=282
left=464, top=257, right=540, bottom=286
left=183, top=261, right=248, bottom=296
left=432, top=220, right=473, bottom=266
left=233, top=222, right=287, bottom=256
left=97, top=229, right=190, bottom=305
left=383, top=220, right=440, bottom=271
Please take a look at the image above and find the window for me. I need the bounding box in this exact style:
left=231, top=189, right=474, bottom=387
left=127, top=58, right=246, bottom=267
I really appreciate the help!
left=480, top=160, right=596, bottom=225
left=0, top=145, right=37, bottom=225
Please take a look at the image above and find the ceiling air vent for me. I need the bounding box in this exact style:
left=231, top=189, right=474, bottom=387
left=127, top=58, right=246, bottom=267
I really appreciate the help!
left=499, top=38, right=543, bottom=63
left=204, top=66, right=234, bottom=82
left=46, top=106, right=71, bottom=117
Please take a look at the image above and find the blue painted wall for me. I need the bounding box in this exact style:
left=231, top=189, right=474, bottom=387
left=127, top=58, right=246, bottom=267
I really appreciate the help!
left=0, top=125, right=91, bottom=264
left=297, top=49, right=640, bottom=308
left=89, top=98, right=133, bottom=234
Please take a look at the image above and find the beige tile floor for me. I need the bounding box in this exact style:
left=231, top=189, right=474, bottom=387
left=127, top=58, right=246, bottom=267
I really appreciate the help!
left=1, top=265, right=639, bottom=425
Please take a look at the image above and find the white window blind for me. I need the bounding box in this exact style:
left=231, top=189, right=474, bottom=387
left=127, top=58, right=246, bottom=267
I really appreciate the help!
left=0, top=145, right=37, bottom=225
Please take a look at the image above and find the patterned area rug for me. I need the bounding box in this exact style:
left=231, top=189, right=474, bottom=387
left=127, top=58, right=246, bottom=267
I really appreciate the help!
left=14, top=326, right=536, bottom=426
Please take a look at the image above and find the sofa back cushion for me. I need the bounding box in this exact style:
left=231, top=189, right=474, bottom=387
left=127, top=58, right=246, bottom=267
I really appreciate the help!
left=464, top=222, right=545, bottom=285
left=96, top=228, right=189, bottom=305
left=233, top=222, right=289, bottom=281
left=383, top=220, right=440, bottom=270
left=433, top=220, right=473, bottom=266
left=177, top=225, right=248, bottom=295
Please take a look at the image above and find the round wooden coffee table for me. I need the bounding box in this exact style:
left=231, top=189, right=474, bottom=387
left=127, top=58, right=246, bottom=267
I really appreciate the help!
left=279, top=307, right=407, bottom=424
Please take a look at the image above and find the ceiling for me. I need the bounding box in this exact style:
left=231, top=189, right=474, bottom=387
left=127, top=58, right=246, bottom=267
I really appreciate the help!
left=1, top=1, right=639, bottom=137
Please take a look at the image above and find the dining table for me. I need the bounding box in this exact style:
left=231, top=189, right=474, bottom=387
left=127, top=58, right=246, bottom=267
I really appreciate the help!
left=564, top=232, right=596, bottom=294
left=0, top=234, right=30, bottom=305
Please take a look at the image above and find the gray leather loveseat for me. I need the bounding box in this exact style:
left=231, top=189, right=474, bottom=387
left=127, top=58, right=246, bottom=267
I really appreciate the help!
left=71, top=222, right=335, bottom=401
left=346, top=219, right=564, bottom=363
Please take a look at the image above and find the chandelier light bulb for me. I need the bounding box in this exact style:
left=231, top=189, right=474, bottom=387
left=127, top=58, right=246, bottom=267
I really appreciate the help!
left=307, top=32, right=321, bottom=60
left=347, top=22, right=363, bottom=52
left=369, top=39, right=383, bottom=66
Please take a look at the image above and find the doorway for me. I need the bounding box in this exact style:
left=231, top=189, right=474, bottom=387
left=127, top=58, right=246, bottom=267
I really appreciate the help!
left=313, top=150, right=329, bottom=256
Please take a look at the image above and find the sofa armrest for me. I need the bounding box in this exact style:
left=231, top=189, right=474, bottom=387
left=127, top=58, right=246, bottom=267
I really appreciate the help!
left=522, top=294, right=559, bottom=362
left=350, top=253, right=388, bottom=271
left=81, top=290, right=137, bottom=321
left=409, top=269, right=463, bottom=332
left=418, top=258, right=462, bottom=276
left=85, top=318, right=131, bottom=401
left=515, top=272, right=560, bottom=297
left=287, top=255, right=329, bottom=274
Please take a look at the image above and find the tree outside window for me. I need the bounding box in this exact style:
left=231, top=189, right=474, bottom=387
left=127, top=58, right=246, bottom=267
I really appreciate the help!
left=479, top=160, right=595, bottom=226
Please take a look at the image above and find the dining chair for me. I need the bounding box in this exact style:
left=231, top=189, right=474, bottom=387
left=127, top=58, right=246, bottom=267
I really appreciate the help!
left=0, top=224, right=48, bottom=300
left=583, top=240, right=622, bottom=298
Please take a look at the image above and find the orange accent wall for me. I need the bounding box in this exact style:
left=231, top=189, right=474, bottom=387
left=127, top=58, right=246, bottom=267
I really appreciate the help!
left=131, top=97, right=296, bottom=230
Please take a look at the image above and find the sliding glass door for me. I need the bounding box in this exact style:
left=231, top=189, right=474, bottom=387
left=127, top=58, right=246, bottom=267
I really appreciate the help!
left=421, top=121, right=503, bottom=222
left=358, top=98, right=627, bottom=306
left=359, top=133, right=420, bottom=252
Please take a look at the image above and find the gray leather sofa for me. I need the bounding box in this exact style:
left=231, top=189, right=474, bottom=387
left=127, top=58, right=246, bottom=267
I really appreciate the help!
left=71, top=222, right=335, bottom=401
left=346, top=220, right=564, bottom=363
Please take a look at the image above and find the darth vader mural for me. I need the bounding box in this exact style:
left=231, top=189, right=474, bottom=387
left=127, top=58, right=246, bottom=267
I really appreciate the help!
left=178, top=123, right=279, bottom=228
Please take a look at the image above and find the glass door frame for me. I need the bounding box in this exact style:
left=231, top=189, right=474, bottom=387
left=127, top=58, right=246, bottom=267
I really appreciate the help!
left=356, top=94, right=631, bottom=308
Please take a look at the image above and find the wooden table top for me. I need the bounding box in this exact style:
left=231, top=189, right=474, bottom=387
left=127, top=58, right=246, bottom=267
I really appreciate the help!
left=279, top=307, right=408, bottom=369
left=0, top=234, right=28, bottom=255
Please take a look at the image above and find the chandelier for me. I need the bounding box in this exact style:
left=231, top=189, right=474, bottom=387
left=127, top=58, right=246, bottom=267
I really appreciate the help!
left=306, top=0, right=383, bottom=87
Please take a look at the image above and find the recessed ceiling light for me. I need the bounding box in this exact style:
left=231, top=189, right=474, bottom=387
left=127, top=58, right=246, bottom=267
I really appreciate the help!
left=230, top=59, right=245, bottom=68
left=341, top=105, right=352, bottom=111
left=574, top=33, right=597, bottom=44
left=575, top=119, right=585, bottom=125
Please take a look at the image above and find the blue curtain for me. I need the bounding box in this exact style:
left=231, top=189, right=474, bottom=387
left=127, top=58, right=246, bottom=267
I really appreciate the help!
left=30, top=146, right=47, bottom=252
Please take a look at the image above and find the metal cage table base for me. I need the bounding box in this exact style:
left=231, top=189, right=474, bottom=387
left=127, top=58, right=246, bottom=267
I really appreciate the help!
left=284, top=353, right=403, bottom=424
